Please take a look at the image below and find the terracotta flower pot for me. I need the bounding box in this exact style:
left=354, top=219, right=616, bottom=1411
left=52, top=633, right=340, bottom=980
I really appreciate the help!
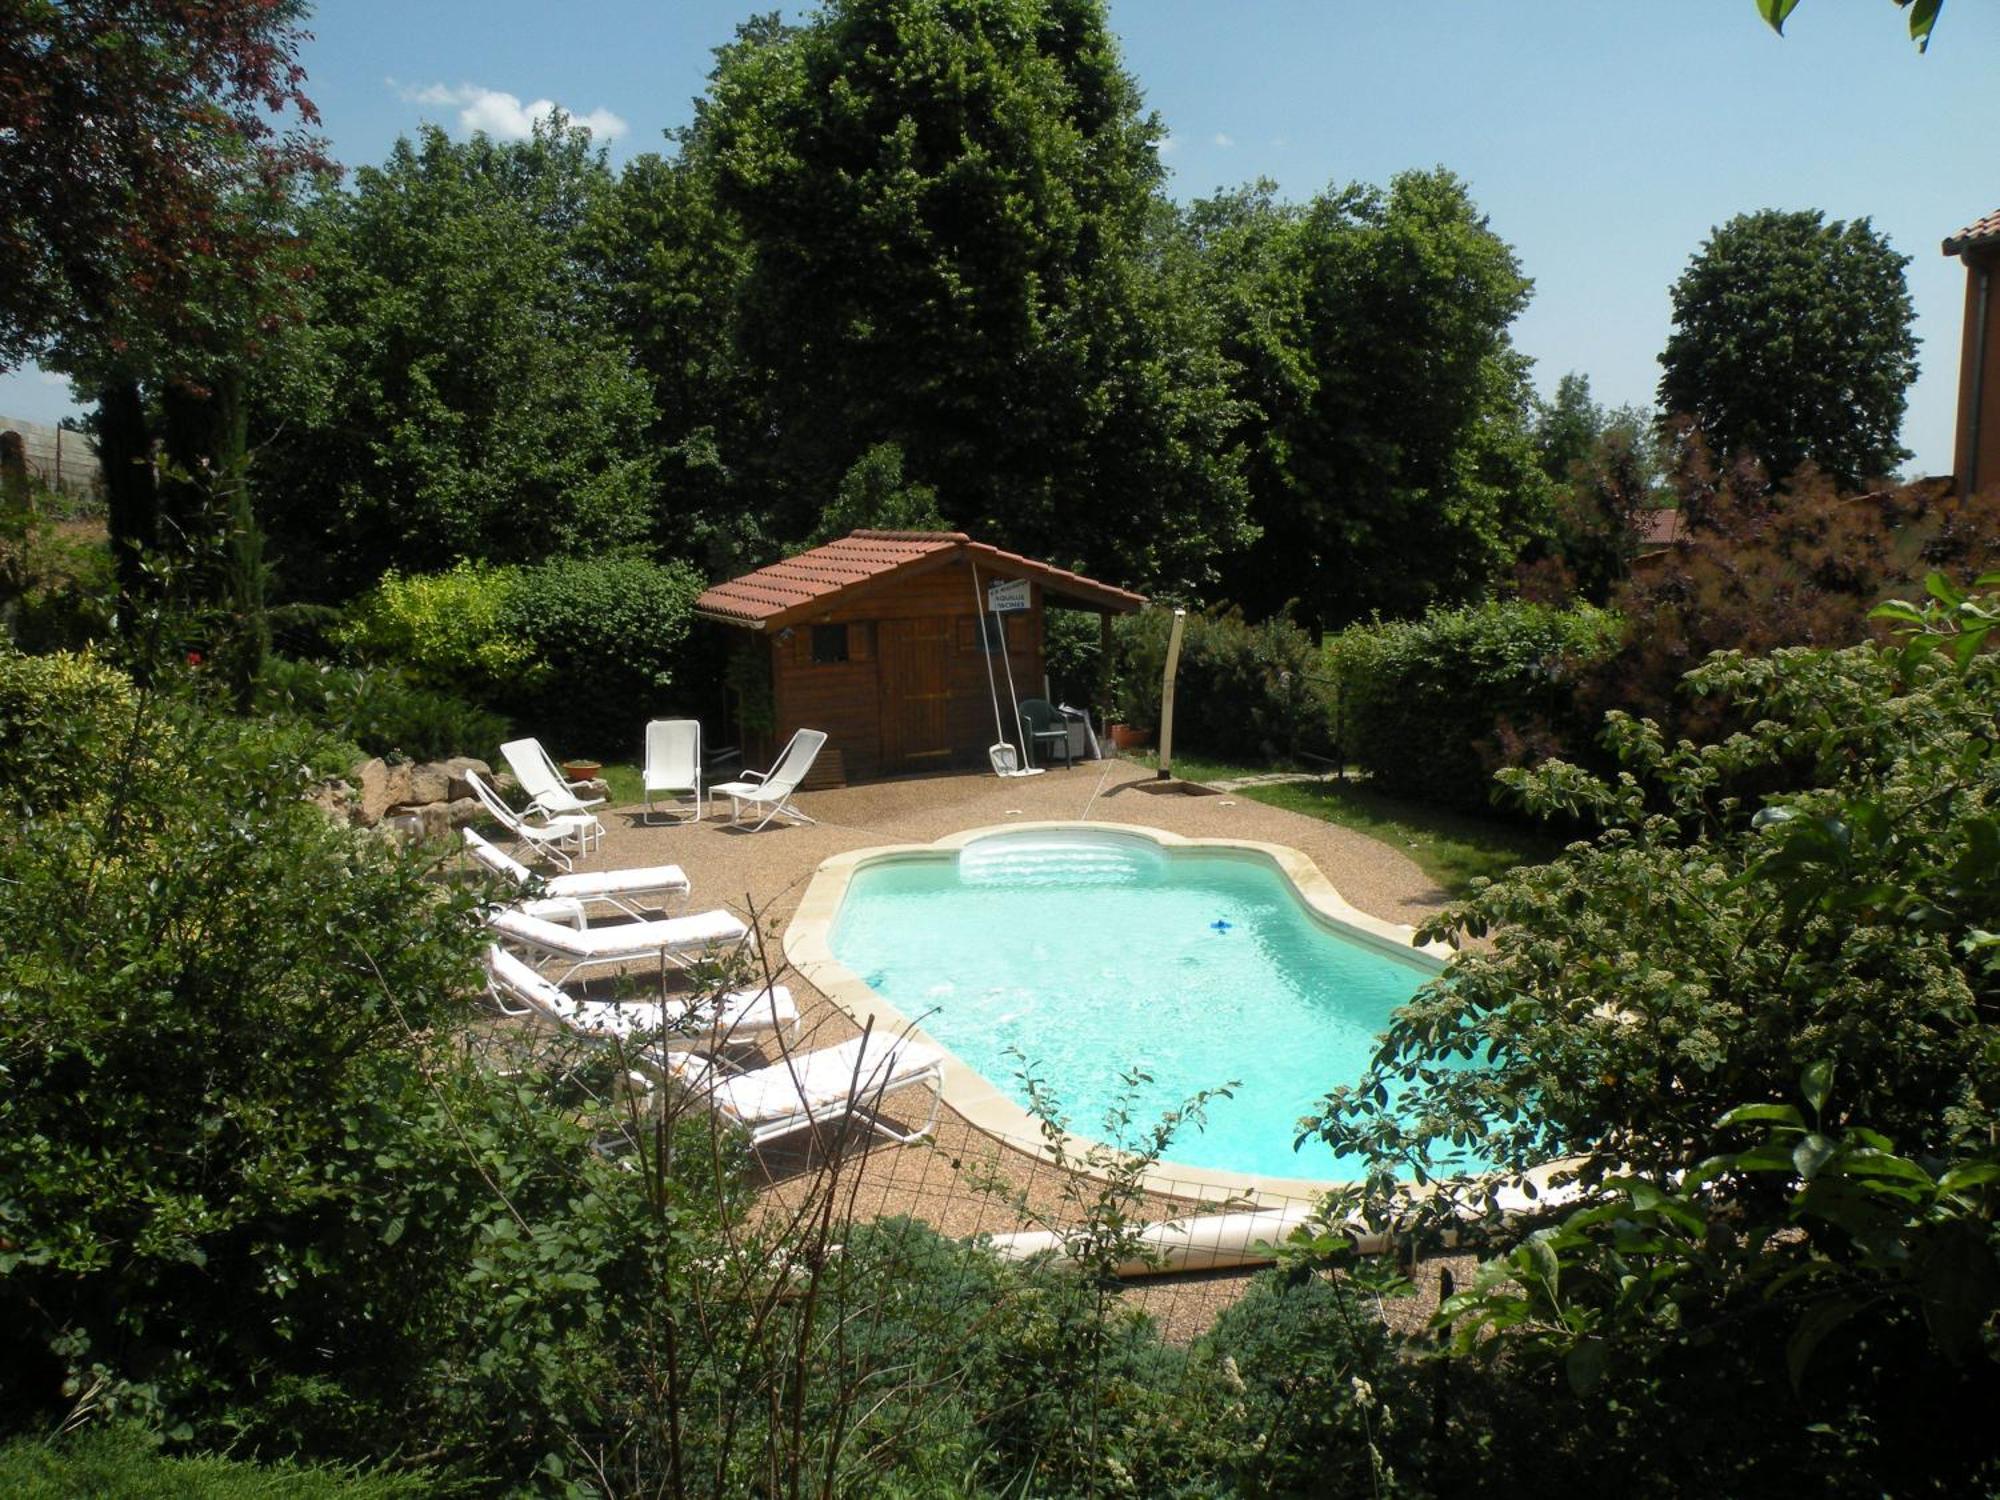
left=1108, top=724, right=1153, bottom=750
left=561, top=760, right=603, bottom=782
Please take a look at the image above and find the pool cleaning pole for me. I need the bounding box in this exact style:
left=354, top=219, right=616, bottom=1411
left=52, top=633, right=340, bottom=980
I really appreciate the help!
left=1157, top=607, right=1186, bottom=781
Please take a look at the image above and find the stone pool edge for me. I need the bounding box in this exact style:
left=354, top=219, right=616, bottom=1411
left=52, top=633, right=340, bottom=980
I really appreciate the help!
left=781, top=819, right=1455, bottom=1208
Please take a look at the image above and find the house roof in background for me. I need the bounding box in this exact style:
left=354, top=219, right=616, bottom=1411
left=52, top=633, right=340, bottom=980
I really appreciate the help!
left=1635, top=509, right=1685, bottom=548
left=1945, top=208, right=2000, bottom=256
left=694, top=530, right=1148, bottom=627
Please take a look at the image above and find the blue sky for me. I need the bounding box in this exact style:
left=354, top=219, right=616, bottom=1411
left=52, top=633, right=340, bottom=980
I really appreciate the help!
left=6, top=0, right=1995, bottom=477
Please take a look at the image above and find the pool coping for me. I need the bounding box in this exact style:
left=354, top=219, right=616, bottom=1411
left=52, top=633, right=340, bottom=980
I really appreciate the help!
left=781, top=820, right=1459, bottom=1206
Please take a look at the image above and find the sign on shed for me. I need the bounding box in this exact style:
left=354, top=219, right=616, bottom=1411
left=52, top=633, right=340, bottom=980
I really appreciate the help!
left=985, top=577, right=1030, bottom=613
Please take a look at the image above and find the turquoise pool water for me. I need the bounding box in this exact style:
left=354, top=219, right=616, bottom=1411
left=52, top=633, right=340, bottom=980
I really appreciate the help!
left=827, top=829, right=1446, bottom=1182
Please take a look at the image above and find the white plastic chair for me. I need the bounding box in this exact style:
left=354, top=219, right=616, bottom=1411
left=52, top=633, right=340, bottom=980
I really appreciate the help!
left=462, top=829, right=689, bottom=920
left=709, top=728, right=828, bottom=830
left=662, top=1031, right=945, bottom=1148
left=465, top=769, right=598, bottom=872
left=643, top=719, right=703, bottom=825
left=501, top=737, right=607, bottom=821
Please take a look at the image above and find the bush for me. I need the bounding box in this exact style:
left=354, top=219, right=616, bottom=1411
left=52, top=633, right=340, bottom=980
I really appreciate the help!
left=1112, top=606, right=1333, bottom=762
left=0, top=648, right=141, bottom=815
left=498, top=554, right=706, bottom=748
left=335, top=560, right=532, bottom=704
left=341, top=555, right=706, bottom=753
left=0, top=694, right=714, bottom=1483
left=1329, top=599, right=1622, bottom=811
left=254, top=655, right=507, bottom=762
left=1199, top=1270, right=1420, bottom=1496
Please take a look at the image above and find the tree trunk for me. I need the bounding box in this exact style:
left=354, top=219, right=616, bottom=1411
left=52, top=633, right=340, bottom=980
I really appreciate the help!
left=98, top=377, right=159, bottom=629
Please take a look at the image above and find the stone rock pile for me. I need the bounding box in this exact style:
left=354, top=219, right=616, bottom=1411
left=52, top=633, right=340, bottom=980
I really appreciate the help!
left=310, top=755, right=497, bottom=839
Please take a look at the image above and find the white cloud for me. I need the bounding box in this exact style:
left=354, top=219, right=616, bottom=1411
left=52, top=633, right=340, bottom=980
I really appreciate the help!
left=1212, top=132, right=1235, bottom=148
left=1157, top=133, right=1179, bottom=157
left=395, top=80, right=628, bottom=143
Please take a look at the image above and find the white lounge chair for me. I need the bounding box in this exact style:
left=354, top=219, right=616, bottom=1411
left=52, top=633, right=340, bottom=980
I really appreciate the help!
left=487, top=902, right=750, bottom=987
left=465, top=769, right=600, bottom=872
left=463, top=829, right=689, bottom=920
left=710, top=728, right=828, bottom=830
left=662, top=1031, right=945, bottom=1148
left=484, top=944, right=799, bottom=1050
left=501, top=737, right=607, bottom=822
left=643, top=719, right=703, bottom=825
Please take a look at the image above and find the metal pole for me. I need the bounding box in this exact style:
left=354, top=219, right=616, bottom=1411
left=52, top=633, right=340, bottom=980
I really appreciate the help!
left=1157, top=608, right=1186, bottom=781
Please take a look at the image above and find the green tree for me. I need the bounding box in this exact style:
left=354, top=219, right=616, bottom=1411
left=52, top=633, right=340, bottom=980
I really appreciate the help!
left=1657, top=209, right=1918, bottom=489
left=637, top=0, right=1252, bottom=593
left=255, top=121, right=656, bottom=600
left=1192, top=171, right=1552, bottom=626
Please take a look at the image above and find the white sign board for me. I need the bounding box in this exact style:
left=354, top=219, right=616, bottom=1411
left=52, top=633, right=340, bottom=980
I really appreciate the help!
left=985, top=577, right=1030, bottom=614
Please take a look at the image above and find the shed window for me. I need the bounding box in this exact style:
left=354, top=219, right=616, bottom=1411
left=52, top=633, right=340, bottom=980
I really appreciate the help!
left=811, top=624, right=850, bottom=664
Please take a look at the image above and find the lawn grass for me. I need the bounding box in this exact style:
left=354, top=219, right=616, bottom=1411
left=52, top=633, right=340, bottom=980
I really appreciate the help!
left=1131, top=751, right=1564, bottom=899
left=595, top=761, right=645, bottom=808
left=1238, top=778, right=1564, bottom=898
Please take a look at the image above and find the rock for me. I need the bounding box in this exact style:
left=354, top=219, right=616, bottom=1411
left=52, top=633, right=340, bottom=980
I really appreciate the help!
left=355, top=758, right=392, bottom=826
left=573, top=777, right=610, bottom=801
left=443, top=795, right=482, bottom=829
left=443, top=755, right=493, bottom=800
left=405, top=761, right=451, bottom=806
left=382, top=760, right=414, bottom=810
left=418, top=801, right=455, bottom=840
left=307, top=777, right=354, bottom=825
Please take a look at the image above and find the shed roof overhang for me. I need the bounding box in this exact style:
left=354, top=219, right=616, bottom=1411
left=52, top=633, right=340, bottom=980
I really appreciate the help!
left=694, top=530, right=1148, bottom=630
left=1945, top=209, right=2000, bottom=260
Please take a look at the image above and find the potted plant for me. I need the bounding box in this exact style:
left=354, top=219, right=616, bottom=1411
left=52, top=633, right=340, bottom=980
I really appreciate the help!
left=561, top=758, right=603, bottom=782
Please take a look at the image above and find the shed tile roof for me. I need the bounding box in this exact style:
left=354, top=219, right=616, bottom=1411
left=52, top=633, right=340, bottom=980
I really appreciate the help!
left=695, top=530, right=1147, bottom=627
left=1945, top=208, right=2000, bottom=256
left=1635, top=508, right=1685, bottom=548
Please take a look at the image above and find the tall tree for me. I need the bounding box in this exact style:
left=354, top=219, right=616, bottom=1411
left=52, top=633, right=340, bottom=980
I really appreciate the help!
left=1657, top=209, right=1918, bottom=489
left=255, top=122, right=657, bottom=600
left=1191, top=172, right=1552, bottom=626
left=1, top=1, right=328, bottom=663
left=631, top=0, right=1251, bottom=592
left=0, top=0, right=325, bottom=370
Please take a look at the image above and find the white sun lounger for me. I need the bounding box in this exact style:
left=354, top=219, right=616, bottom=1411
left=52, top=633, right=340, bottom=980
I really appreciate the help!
left=484, top=944, right=798, bottom=1050
left=465, top=769, right=600, bottom=871
left=463, top=829, right=689, bottom=919
left=662, top=1032, right=945, bottom=1148
left=487, top=904, right=751, bottom=987
left=709, top=727, right=828, bottom=831
left=501, top=736, right=607, bottom=820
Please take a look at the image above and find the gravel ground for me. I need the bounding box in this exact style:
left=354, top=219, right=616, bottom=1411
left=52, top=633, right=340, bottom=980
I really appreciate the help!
left=495, top=756, right=1459, bottom=1335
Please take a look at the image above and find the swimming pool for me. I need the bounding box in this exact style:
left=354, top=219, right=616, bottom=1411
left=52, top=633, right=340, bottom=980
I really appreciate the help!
left=811, top=826, right=1450, bottom=1185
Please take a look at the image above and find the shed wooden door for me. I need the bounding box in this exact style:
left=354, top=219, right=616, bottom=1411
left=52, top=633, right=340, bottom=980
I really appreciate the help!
left=879, top=617, right=954, bottom=772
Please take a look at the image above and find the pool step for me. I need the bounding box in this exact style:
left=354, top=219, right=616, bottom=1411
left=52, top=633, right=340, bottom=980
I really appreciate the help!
left=959, top=836, right=1166, bottom=886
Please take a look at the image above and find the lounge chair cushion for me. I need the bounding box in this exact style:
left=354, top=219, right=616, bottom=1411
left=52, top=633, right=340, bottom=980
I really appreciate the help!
left=665, top=1035, right=943, bottom=1126
left=487, top=946, right=792, bottom=1041
left=489, top=906, right=747, bottom=958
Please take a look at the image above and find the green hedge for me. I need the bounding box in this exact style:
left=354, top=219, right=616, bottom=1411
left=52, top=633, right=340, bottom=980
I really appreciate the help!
left=255, top=656, right=506, bottom=763
left=1112, top=607, right=1334, bottom=762
left=1329, top=600, right=1623, bottom=811
left=341, top=555, right=706, bottom=752
left=0, top=649, right=140, bottom=815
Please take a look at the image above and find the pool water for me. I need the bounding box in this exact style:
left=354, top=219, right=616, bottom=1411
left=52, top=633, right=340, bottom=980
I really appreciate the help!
left=828, top=830, right=1448, bottom=1182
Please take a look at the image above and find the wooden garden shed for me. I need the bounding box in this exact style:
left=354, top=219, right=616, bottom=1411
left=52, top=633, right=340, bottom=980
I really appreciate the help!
left=695, top=530, right=1146, bottom=783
